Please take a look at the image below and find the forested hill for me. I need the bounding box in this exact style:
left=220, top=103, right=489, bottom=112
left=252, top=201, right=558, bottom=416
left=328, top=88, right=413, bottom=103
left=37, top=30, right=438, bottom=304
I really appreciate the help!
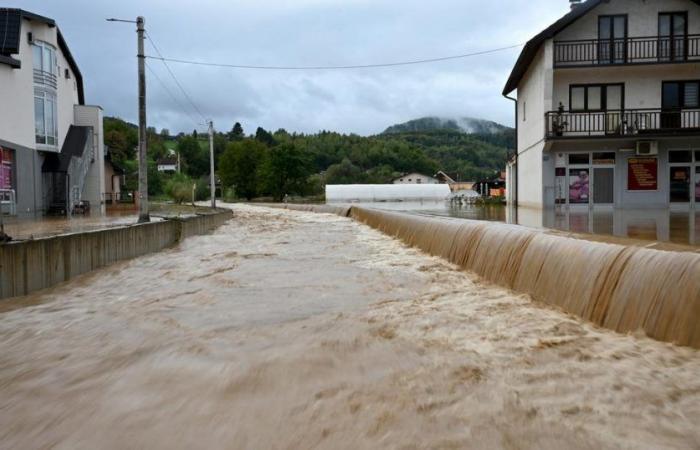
left=383, top=117, right=512, bottom=135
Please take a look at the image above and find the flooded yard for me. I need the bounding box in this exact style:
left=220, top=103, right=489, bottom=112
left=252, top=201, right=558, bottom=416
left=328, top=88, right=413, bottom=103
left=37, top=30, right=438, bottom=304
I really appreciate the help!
left=0, top=204, right=699, bottom=449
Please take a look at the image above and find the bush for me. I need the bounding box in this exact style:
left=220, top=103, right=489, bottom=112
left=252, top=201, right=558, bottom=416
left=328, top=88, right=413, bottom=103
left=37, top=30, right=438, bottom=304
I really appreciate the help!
left=164, top=172, right=196, bottom=204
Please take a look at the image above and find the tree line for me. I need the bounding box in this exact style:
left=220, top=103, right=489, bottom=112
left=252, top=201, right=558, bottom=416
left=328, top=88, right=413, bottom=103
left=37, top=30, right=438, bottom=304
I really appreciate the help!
left=104, top=117, right=510, bottom=202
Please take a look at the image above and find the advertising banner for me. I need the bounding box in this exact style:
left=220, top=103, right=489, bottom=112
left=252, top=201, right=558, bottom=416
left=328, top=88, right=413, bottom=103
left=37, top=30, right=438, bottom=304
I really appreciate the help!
left=628, top=158, right=658, bottom=191
left=569, top=168, right=590, bottom=204
left=0, top=147, right=12, bottom=190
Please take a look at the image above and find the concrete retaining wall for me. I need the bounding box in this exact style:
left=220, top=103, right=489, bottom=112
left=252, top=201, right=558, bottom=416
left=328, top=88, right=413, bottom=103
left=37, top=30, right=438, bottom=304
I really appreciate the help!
left=0, top=209, right=232, bottom=299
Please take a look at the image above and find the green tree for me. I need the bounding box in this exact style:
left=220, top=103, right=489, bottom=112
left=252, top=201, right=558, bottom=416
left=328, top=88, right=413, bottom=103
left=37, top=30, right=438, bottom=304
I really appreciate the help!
left=260, top=142, right=311, bottom=201
left=324, top=158, right=362, bottom=185
left=219, top=139, right=267, bottom=200
left=165, top=172, right=195, bottom=204
left=228, top=122, right=244, bottom=141
left=255, top=127, right=276, bottom=146
left=177, top=135, right=208, bottom=178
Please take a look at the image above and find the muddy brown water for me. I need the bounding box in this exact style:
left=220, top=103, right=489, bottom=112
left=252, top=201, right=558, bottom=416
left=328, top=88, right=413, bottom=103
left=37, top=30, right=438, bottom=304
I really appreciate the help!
left=1, top=204, right=699, bottom=449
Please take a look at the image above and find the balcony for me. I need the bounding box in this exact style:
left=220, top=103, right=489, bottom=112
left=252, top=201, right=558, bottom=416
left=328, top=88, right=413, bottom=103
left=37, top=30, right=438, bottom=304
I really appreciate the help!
left=33, top=69, right=57, bottom=89
left=545, top=108, right=700, bottom=139
left=554, top=35, right=700, bottom=67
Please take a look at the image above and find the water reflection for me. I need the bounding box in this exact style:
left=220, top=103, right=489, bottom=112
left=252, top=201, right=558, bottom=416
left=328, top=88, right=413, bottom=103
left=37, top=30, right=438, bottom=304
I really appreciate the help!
left=353, top=201, right=700, bottom=247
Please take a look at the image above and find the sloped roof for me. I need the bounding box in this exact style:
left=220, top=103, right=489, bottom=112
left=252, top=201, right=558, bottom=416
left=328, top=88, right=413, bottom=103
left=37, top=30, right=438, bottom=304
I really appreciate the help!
left=502, top=0, right=700, bottom=95
left=0, top=8, right=84, bottom=104
left=42, top=126, right=91, bottom=173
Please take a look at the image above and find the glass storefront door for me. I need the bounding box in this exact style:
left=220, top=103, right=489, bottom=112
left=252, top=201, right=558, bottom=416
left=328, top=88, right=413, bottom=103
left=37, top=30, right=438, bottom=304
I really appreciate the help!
left=670, top=166, right=691, bottom=203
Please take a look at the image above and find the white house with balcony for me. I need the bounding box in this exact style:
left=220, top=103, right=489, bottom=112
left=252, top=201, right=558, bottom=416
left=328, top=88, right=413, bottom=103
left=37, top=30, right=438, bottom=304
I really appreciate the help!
left=503, top=0, right=700, bottom=210
left=0, top=8, right=105, bottom=217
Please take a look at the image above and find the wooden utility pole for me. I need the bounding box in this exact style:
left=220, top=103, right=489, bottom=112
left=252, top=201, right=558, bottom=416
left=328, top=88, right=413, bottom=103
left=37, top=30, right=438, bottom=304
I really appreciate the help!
left=136, top=16, right=150, bottom=223
left=209, top=121, right=216, bottom=208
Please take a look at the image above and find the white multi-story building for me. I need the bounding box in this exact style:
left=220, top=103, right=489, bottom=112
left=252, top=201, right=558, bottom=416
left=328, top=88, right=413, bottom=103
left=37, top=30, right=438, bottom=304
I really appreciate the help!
left=0, top=8, right=105, bottom=217
left=504, top=0, right=700, bottom=210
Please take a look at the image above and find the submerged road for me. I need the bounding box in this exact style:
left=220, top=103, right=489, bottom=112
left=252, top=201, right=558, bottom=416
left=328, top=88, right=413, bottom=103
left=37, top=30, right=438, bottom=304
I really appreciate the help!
left=1, top=204, right=699, bottom=449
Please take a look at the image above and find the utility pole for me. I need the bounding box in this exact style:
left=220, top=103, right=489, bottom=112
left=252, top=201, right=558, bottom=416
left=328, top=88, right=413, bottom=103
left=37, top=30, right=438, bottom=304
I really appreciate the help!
left=136, top=16, right=150, bottom=223
left=208, top=121, right=216, bottom=208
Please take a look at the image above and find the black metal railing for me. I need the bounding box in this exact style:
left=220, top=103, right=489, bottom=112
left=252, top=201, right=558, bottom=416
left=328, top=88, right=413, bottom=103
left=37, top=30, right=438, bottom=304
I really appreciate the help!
left=554, top=35, right=700, bottom=67
left=545, top=108, right=700, bottom=138
left=33, top=69, right=58, bottom=89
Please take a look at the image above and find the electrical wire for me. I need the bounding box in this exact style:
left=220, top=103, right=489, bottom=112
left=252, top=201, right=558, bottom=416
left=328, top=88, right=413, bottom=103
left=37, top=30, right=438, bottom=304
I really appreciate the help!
left=145, top=30, right=208, bottom=124
left=145, top=61, right=202, bottom=128
left=144, top=43, right=524, bottom=71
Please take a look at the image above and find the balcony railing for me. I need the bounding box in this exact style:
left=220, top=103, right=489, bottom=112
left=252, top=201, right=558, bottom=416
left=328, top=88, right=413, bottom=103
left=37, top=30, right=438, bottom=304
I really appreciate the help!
left=33, top=69, right=57, bottom=89
left=554, top=35, right=700, bottom=67
left=545, top=108, right=700, bottom=139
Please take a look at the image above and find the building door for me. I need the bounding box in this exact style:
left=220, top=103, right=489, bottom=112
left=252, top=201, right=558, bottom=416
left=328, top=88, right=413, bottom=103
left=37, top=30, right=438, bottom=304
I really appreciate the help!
left=662, top=82, right=683, bottom=129
left=659, top=13, right=687, bottom=62
left=599, top=15, right=627, bottom=64
left=670, top=166, right=691, bottom=203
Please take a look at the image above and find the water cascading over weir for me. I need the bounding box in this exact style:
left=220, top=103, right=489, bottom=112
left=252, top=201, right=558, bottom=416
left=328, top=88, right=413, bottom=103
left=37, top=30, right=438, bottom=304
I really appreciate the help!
left=278, top=204, right=700, bottom=348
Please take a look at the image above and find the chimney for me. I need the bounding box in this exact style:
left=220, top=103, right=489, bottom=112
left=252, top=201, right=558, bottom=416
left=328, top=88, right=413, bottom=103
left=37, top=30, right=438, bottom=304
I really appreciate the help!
left=570, top=0, right=584, bottom=9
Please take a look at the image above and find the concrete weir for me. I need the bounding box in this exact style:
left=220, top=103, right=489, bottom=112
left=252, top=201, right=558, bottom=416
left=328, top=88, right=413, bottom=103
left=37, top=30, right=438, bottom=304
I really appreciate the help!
left=278, top=204, right=700, bottom=348
left=0, top=210, right=232, bottom=299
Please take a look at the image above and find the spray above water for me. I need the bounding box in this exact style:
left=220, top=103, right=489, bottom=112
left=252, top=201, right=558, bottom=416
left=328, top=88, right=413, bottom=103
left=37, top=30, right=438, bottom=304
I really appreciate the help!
left=349, top=207, right=700, bottom=348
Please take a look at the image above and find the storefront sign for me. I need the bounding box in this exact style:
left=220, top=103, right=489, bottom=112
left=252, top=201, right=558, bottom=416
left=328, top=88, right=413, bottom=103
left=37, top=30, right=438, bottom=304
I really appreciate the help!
left=628, top=158, right=657, bottom=191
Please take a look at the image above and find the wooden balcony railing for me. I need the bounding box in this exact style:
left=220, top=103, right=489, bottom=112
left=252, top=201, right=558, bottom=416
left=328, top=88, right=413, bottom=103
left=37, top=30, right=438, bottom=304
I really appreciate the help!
left=554, top=35, right=700, bottom=67
left=545, top=108, right=700, bottom=139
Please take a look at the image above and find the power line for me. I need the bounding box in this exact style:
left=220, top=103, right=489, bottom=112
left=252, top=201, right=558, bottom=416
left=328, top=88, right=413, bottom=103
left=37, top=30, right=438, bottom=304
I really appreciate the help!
left=145, top=30, right=208, bottom=124
left=145, top=61, right=202, bottom=127
left=144, top=43, right=524, bottom=71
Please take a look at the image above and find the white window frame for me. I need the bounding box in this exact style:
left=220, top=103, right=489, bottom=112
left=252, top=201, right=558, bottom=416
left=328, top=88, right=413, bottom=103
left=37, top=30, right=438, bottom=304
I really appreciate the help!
left=32, top=41, right=58, bottom=76
left=35, top=89, right=58, bottom=148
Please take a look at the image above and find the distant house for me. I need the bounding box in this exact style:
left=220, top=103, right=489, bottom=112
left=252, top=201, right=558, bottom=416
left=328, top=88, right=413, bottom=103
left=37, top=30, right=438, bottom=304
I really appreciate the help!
left=393, top=173, right=438, bottom=185
left=0, top=8, right=105, bottom=217
left=435, top=171, right=475, bottom=192
left=157, top=158, right=179, bottom=173
left=474, top=172, right=506, bottom=198
left=104, top=147, right=125, bottom=206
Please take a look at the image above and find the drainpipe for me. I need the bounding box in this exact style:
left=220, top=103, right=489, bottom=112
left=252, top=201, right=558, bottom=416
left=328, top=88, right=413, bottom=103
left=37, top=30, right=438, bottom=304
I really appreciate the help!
left=504, top=94, right=518, bottom=211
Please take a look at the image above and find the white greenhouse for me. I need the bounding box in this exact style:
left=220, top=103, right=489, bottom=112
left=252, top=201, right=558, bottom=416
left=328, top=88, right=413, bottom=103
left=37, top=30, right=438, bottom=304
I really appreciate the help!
left=326, top=184, right=451, bottom=203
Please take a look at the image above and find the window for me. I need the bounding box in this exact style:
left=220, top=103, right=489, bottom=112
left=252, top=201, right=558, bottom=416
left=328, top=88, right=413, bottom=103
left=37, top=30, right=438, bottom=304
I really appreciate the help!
left=695, top=151, right=700, bottom=162
left=569, top=153, right=590, bottom=165
left=34, top=89, right=58, bottom=146
left=669, top=150, right=692, bottom=163
left=659, top=13, right=687, bottom=61
left=593, top=152, right=616, bottom=164
left=0, top=148, right=13, bottom=190
left=598, top=15, right=627, bottom=64
left=32, top=41, right=57, bottom=76
left=663, top=81, right=700, bottom=109
left=569, top=84, right=624, bottom=111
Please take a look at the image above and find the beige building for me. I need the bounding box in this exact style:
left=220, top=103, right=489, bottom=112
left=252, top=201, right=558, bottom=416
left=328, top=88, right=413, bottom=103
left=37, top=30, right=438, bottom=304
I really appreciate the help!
left=503, top=0, right=700, bottom=210
left=0, top=8, right=105, bottom=217
left=392, top=173, right=439, bottom=185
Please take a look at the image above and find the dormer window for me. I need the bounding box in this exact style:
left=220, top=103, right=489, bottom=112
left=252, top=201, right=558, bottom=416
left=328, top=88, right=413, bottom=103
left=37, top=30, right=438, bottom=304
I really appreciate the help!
left=32, top=41, right=57, bottom=89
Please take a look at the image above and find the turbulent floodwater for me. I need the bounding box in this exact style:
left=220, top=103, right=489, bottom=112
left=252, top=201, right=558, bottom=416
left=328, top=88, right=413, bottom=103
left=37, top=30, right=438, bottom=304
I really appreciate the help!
left=1, top=204, right=700, bottom=449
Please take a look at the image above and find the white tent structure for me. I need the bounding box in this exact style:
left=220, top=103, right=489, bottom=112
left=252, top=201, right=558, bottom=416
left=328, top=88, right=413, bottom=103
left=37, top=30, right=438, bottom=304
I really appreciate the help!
left=326, top=184, right=451, bottom=203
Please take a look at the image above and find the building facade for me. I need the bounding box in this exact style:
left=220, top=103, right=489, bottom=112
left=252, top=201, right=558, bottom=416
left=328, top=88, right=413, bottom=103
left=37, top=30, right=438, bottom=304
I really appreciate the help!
left=392, top=173, right=439, bottom=185
left=0, top=9, right=105, bottom=217
left=504, top=0, right=700, bottom=210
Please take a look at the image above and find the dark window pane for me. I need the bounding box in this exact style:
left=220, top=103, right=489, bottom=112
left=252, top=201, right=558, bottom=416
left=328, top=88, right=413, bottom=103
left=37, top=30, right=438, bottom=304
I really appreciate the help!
left=569, top=153, right=590, bottom=165
left=571, top=87, right=586, bottom=110
left=670, top=166, right=690, bottom=202
left=593, top=152, right=616, bottom=164
left=696, top=166, right=700, bottom=202
left=606, top=85, right=623, bottom=110
left=663, top=83, right=681, bottom=109
left=695, top=151, right=700, bottom=162
left=669, top=151, right=692, bottom=163
left=599, top=17, right=611, bottom=39
left=659, top=15, right=671, bottom=37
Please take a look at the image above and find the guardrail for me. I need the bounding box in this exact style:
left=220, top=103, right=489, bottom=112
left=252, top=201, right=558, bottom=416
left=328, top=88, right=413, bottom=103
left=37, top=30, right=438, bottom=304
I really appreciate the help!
left=545, top=108, right=700, bottom=139
left=33, top=69, right=58, bottom=89
left=554, top=34, right=700, bottom=67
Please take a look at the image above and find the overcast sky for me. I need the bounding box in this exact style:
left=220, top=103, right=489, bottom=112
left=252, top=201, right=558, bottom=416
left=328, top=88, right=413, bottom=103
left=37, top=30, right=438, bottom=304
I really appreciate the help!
left=16, top=0, right=571, bottom=136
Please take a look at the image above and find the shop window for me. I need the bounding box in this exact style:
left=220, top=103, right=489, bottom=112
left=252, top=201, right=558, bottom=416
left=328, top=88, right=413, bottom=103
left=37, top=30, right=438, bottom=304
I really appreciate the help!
left=669, top=150, right=692, bottom=163
left=569, top=153, right=590, bottom=165
left=569, top=169, right=590, bottom=204
left=0, top=148, right=13, bottom=190
left=593, top=152, right=616, bottom=164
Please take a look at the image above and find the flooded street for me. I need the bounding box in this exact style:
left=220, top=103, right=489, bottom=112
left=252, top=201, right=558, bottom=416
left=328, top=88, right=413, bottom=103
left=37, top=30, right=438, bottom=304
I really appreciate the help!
left=1, top=204, right=699, bottom=449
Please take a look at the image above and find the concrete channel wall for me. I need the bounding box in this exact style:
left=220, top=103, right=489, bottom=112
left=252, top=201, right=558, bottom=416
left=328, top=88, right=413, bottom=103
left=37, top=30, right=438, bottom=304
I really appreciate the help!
left=0, top=210, right=232, bottom=299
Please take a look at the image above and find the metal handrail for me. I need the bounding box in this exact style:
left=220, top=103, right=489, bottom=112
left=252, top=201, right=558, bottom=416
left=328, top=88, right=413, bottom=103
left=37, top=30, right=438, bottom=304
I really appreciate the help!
left=554, top=34, right=700, bottom=66
left=33, top=69, right=58, bottom=89
left=545, top=108, right=700, bottom=138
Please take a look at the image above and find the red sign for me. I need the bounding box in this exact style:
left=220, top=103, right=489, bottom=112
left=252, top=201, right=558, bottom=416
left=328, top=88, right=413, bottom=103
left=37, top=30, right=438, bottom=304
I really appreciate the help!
left=628, top=158, right=658, bottom=191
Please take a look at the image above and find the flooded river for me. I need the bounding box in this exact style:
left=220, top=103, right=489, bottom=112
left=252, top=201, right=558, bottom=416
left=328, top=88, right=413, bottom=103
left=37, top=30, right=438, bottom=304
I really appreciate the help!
left=1, top=204, right=699, bottom=449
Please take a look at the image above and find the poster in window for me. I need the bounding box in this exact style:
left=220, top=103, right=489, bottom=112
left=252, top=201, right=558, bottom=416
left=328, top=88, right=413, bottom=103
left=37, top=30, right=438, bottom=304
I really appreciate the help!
left=569, top=169, right=590, bottom=204
left=0, top=147, right=12, bottom=190
left=696, top=167, right=700, bottom=203
left=627, top=158, right=658, bottom=191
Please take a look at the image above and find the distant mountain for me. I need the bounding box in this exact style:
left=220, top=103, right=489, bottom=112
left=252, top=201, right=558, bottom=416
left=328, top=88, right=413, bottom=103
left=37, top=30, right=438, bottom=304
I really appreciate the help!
left=383, top=117, right=512, bottom=135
